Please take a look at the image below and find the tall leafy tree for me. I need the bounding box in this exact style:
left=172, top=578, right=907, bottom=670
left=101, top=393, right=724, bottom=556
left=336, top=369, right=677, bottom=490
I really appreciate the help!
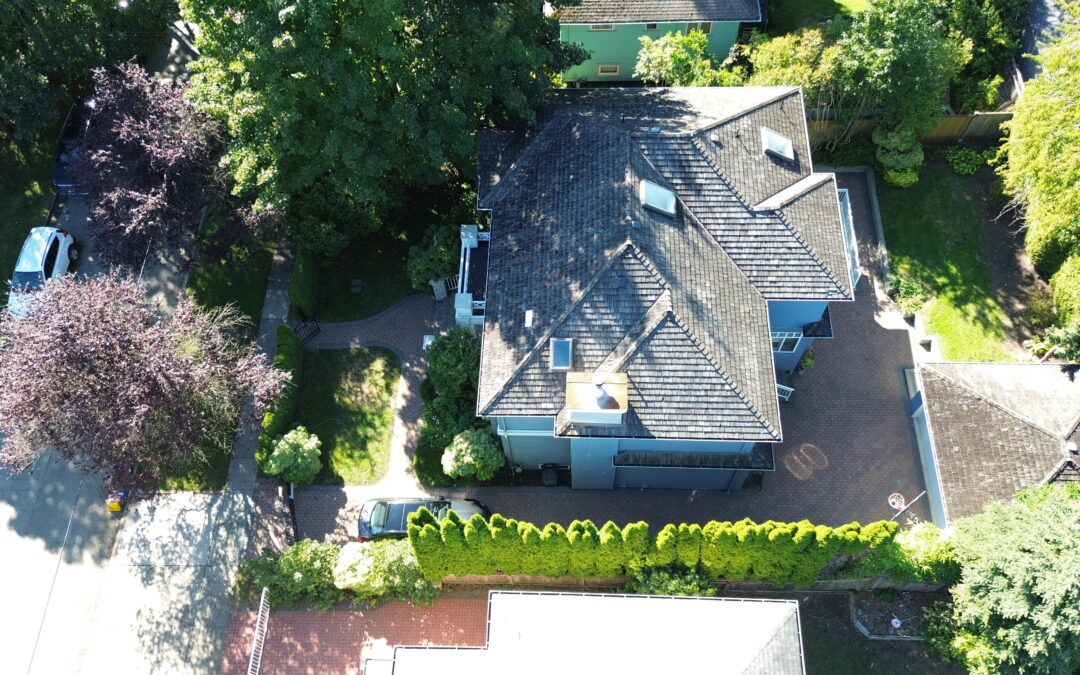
left=73, top=62, right=223, bottom=266
left=0, top=273, right=288, bottom=491
left=0, top=0, right=173, bottom=145
left=1000, top=2, right=1080, bottom=276
left=634, top=30, right=742, bottom=86
left=181, top=0, right=585, bottom=253
left=937, top=485, right=1080, bottom=674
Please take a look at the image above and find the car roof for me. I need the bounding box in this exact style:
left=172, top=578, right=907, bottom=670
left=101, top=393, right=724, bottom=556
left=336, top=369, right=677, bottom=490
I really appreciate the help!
left=14, top=227, right=58, bottom=273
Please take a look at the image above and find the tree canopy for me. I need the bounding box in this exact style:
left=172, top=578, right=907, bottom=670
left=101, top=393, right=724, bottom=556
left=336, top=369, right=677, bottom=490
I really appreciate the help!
left=74, top=62, right=222, bottom=266
left=181, top=0, right=585, bottom=253
left=0, top=274, right=287, bottom=491
left=0, top=0, right=172, bottom=145
left=634, top=30, right=742, bottom=86
left=942, top=485, right=1080, bottom=674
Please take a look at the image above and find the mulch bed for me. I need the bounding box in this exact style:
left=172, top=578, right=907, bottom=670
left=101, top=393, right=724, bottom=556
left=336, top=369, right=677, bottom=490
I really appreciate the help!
left=851, top=590, right=947, bottom=639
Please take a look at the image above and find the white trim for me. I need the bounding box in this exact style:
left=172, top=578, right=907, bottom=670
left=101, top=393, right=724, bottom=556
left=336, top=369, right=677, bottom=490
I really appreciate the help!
left=686, top=21, right=713, bottom=35
left=911, top=367, right=952, bottom=528
left=588, top=23, right=615, bottom=31
left=771, top=331, right=802, bottom=353
left=597, top=63, right=621, bottom=76
left=549, top=337, right=573, bottom=370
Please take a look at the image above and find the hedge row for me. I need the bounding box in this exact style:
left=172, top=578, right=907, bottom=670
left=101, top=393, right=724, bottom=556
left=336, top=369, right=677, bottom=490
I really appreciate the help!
left=287, top=250, right=319, bottom=318
left=408, top=511, right=898, bottom=588
left=257, top=325, right=304, bottom=465
left=1051, top=254, right=1080, bottom=325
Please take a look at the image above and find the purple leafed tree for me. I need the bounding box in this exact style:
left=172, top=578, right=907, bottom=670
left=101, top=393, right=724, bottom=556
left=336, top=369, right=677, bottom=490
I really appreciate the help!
left=73, top=61, right=222, bottom=266
left=0, top=273, right=289, bottom=491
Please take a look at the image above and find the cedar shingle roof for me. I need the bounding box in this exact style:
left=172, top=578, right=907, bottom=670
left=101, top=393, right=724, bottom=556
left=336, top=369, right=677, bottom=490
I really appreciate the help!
left=919, top=362, right=1080, bottom=524
left=476, top=87, right=853, bottom=441
left=556, top=0, right=762, bottom=24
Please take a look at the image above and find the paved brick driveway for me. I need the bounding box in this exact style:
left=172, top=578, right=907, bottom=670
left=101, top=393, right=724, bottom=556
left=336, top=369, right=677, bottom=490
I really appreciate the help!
left=295, top=169, right=930, bottom=543
left=218, top=595, right=488, bottom=674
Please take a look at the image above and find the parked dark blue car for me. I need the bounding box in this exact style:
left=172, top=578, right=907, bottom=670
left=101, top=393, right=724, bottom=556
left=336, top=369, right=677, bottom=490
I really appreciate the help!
left=51, top=101, right=95, bottom=195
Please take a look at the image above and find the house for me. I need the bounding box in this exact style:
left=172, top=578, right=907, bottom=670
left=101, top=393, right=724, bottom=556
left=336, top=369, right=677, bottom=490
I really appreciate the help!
left=457, top=87, right=860, bottom=490
left=555, top=0, right=762, bottom=83
left=909, top=362, right=1080, bottom=528
left=363, top=590, right=806, bottom=674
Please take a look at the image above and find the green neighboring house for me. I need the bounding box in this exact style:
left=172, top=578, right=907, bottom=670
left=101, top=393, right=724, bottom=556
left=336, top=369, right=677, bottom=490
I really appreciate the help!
left=557, top=0, right=762, bottom=83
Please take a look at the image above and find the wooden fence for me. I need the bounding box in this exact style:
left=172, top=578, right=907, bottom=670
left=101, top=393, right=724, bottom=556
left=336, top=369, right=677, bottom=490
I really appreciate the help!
left=440, top=573, right=946, bottom=593
left=809, top=111, right=1012, bottom=144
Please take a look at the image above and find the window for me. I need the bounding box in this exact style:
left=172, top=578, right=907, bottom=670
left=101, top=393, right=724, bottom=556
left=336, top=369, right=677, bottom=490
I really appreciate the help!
left=687, top=22, right=712, bottom=35
left=639, top=179, right=676, bottom=215
left=43, top=238, right=59, bottom=279
left=597, top=64, right=620, bottom=76
left=550, top=338, right=573, bottom=370
left=589, top=24, right=614, bottom=31
left=771, top=331, right=802, bottom=353
left=761, top=127, right=795, bottom=162
left=645, top=23, right=658, bottom=30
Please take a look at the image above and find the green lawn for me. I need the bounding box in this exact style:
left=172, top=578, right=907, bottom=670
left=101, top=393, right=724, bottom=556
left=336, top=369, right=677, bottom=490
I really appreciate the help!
left=316, top=226, right=417, bottom=322
left=185, top=204, right=274, bottom=333
left=1, top=132, right=60, bottom=306
left=878, top=163, right=1012, bottom=361
left=767, top=0, right=867, bottom=35
left=160, top=206, right=275, bottom=490
left=296, top=347, right=400, bottom=485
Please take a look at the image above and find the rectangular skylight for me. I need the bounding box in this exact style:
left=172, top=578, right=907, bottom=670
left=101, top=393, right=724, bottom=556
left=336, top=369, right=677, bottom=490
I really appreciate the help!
left=639, top=180, right=676, bottom=216
left=550, top=338, right=573, bottom=370
left=761, top=127, right=795, bottom=162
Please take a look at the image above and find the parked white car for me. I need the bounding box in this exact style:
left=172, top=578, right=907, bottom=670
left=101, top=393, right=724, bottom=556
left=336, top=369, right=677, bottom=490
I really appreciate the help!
left=7, top=226, right=78, bottom=317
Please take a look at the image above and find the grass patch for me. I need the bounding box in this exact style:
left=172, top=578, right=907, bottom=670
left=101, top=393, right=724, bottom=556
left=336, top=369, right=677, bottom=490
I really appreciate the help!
left=296, top=347, right=400, bottom=485
left=878, top=162, right=1011, bottom=361
left=160, top=438, right=231, bottom=491
left=0, top=130, right=61, bottom=306
left=186, top=205, right=273, bottom=332
left=767, top=0, right=867, bottom=35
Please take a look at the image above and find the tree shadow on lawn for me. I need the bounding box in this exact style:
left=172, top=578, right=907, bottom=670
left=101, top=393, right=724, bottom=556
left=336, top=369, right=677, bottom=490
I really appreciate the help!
left=297, top=347, right=401, bottom=486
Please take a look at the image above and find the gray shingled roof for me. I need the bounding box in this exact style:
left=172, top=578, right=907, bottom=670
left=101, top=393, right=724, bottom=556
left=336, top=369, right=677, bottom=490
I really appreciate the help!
left=919, top=363, right=1080, bottom=524
left=556, top=0, right=761, bottom=24
left=476, top=87, right=853, bottom=441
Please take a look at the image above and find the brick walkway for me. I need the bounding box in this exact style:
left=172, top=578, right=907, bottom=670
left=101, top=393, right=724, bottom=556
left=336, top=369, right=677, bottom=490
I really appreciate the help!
left=219, top=596, right=489, bottom=674
left=295, top=170, right=930, bottom=541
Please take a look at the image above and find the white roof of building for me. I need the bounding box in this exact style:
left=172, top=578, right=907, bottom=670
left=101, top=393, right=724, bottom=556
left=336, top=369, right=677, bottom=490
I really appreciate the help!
left=371, top=591, right=805, bottom=675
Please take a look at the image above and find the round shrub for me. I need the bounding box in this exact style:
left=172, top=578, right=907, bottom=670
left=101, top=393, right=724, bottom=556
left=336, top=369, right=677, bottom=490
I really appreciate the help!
left=1026, top=222, right=1074, bottom=276
left=944, top=146, right=985, bottom=176
left=440, top=428, right=504, bottom=481
left=1051, top=254, right=1080, bottom=325
left=333, top=539, right=439, bottom=606
left=264, top=426, right=322, bottom=484
left=873, top=125, right=925, bottom=187
left=236, top=540, right=345, bottom=609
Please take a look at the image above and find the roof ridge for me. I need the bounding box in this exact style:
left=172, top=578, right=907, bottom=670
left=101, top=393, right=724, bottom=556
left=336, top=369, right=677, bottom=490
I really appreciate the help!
left=920, top=364, right=1068, bottom=441
left=481, top=114, right=572, bottom=208
left=596, top=289, right=673, bottom=374
left=477, top=241, right=633, bottom=416
left=696, top=87, right=802, bottom=136
left=773, top=208, right=849, bottom=298
left=752, top=172, right=833, bottom=211
left=666, top=309, right=780, bottom=440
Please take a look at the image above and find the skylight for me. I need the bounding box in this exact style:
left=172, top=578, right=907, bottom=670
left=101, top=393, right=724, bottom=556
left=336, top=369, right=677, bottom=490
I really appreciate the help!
left=761, top=127, right=795, bottom=162
left=550, top=338, right=573, bottom=370
left=639, top=180, right=676, bottom=216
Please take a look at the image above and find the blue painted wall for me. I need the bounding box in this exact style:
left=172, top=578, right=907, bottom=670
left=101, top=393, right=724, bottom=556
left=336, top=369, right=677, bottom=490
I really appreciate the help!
left=494, top=417, right=570, bottom=469
left=769, top=300, right=829, bottom=373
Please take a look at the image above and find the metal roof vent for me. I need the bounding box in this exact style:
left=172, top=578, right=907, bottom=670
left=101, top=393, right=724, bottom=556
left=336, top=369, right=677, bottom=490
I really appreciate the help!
left=524, top=309, right=534, bottom=328
left=550, top=338, right=573, bottom=370
left=1068, top=440, right=1078, bottom=455
left=649, top=126, right=661, bottom=134
left=708, top=132, right=720, bottom=143
left=639, top=180, right=676, bottom=216
left=761, top=127, right=795, bottom=162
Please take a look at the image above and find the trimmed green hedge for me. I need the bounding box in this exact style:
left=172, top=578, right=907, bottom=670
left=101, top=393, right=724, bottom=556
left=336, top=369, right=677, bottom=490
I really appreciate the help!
left=257, top=326, right=304, bottom=466
left=1051, top=254, right=1080, bottom=325
left=408, top=512, right=899, bottom=588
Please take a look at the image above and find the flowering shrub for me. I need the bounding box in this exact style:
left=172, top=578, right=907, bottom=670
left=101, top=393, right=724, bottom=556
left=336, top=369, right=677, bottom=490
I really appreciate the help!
left=263, top=426, right=322, bottom=484
left=440, top=429, right=504, bottom=481
left=236, top=540, right=345, bottom=609
left=333, top=540, right=439, bottom=606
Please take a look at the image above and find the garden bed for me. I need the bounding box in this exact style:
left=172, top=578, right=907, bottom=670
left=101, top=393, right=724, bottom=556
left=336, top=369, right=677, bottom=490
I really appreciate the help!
left=296, top=347, right=400, bottom=485
left=851, top=590, right=947, bottom=640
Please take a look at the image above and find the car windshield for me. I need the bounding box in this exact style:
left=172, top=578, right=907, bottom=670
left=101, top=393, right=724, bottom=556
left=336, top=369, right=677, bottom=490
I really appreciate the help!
left=369, top=501, right=388, bottom=534
left=11, top=271, right=44, bottom=291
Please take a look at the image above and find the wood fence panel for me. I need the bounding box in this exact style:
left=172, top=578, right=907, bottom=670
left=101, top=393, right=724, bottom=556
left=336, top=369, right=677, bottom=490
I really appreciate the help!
left=962, top=112, right=1012, bottom=139
left=809, top=113, right=1011, bottom=144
